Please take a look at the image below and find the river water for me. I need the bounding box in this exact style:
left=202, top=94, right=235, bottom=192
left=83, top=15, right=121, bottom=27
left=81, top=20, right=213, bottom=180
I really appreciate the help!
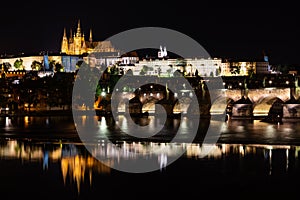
left=1, top=115, right=300, bottom=199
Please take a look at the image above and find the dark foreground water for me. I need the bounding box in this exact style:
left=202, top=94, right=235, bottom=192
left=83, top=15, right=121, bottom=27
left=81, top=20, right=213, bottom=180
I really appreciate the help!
left=1, top=115, right=300, bottom=199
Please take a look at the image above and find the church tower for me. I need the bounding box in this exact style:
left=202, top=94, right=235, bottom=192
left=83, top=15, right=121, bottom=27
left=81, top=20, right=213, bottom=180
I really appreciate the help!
left=81, top=33, right=87, bottom=52
left=61, top=20, right=113, bottom=55
left=74, top=20, right=82, bottom=55
left=61, top=28, right=69, bottom=54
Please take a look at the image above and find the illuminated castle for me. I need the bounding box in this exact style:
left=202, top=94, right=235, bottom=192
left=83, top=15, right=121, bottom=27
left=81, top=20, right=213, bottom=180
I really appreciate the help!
left=61, top=20, right=118, bottom=55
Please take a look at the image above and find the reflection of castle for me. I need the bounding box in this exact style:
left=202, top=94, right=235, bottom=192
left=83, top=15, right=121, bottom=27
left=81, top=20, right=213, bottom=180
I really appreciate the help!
left=61, top=154, right=111, bottom=194
left=61, top=20, right=118, bottom=55
left=0, top=140, right=110, bottom=194
left=60, top=144, right=111, bottom=194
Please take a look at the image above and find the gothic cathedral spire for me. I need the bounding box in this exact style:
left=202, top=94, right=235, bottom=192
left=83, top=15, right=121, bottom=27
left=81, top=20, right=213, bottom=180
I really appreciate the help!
left=74, top=19, right=82, bottom=55
left=61, top=28, right=69, bottom=54
left=76, top=19, right=81, bottom=37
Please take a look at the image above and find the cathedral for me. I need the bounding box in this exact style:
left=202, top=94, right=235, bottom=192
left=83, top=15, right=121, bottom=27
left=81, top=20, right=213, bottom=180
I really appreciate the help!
left=61, top=20, right=118, bottom=55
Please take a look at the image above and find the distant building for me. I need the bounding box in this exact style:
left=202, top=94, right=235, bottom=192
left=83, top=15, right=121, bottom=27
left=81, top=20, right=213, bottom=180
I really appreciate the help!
left=110, top=47, right=224, bottom=77
left=62, top=55, right=81, bottom=72
left=221, top=58, right=271, bottom=76
left=61, top=20, right=119, bottom=55
left=158, top=46, right=168, bottom=58
left=230, top=61, right=257, bottom=76
left=186, top=57, right=222, bottom=77
left=220, top=61, right=231, bottom=76
left=256, top=61, right=271, bottom=74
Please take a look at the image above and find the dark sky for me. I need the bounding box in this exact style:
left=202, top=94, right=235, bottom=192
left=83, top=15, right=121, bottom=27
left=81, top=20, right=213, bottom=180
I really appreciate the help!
left=1, top=1, right=300, bottom=65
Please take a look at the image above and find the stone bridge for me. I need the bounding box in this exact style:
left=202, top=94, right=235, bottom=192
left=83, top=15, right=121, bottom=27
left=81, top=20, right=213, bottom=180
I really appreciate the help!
left=211, top=88, right=294, bottom=116
left=97, top=86, right=300, bottom=118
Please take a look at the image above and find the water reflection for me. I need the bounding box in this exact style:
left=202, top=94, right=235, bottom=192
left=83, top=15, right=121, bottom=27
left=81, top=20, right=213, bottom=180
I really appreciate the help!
left=61, top=154, right=111, bottom=193
left=0, top=116, right=78, bottom=141
left=220, top=119, right=300, bottom=144
left=3, top=116, right=300, bottom=197
left=0, top=139, right=110, bottom=194
left=75, top=115, right=211, bottom=144
left=1, top=138, right=300, bottom=195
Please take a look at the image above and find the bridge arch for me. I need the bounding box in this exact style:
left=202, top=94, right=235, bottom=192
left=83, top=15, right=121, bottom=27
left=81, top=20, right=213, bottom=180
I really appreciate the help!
left=173, top=96, right=193, bottom=114
left=109, top=92, right=135, bottom=114
left=253, top=96, right=284, bottom=117
left=211, top=97, right=234, bottom=115
left=117, top=98, right=130, bottom=113
left=142, top=96, right=160, bottom=113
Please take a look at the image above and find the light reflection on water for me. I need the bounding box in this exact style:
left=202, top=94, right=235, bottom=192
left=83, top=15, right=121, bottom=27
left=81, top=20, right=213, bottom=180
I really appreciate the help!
left=1, top=138, right=300, bottom=196
left=2, top=116, right=300, bottom=197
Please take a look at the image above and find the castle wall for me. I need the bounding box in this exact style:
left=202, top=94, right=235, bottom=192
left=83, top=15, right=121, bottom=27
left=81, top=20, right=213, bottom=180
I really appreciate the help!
left=1, top=56, right=44, bottom=70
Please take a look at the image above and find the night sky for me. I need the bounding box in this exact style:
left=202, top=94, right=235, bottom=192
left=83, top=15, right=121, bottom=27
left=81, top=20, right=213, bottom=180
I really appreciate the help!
left=1, top=1, right=299, bottom=65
